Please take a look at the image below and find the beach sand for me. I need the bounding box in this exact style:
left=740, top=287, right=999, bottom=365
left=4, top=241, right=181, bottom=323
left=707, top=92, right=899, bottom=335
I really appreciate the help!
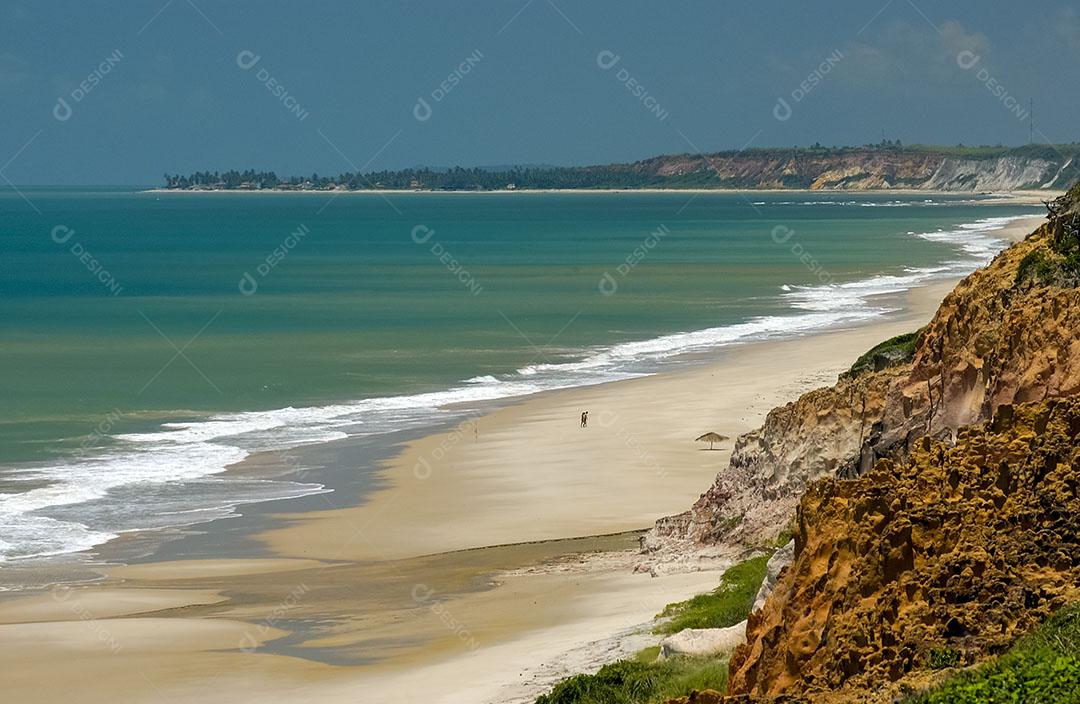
left=144, top=188, right=1060, bottom=205
left=0, top=215, right=1045, bottom=703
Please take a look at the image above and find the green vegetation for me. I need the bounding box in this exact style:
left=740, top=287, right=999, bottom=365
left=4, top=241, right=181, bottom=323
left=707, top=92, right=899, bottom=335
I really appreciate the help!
left=1069, top=180, right=1080, bottom=204
left=766, top=520, right=795, bottom=549
left=849, top=328, right=924, bottom=376
left=534, top=556, right=773, bottom=703
left=1016, top=250, right=1062, bottom=286
left=1016, top=184, right=1080, bottom=287
left=163, top=145, right=1080, bottom=192
left=927, top=647, right=961, bottom=670
left=534, top=657, right=728, bottom=704
left=712, top=514, right=743, bottom=535
left=655, top=555, right=770, bottom=635
left=906, top=604, right=1080, bottom=703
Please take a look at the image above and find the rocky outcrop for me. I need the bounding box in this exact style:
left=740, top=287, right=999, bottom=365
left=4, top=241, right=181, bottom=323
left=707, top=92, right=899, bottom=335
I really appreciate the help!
left=660, top=623, right=747, bottom=660
left=649, top=186, right=1080, bottom=704
left=876, top=214, right=1080, bottom=455
left=726, top=397, right=1080, bottom=702
left=645, top=368, right=900, bottom=556
left=751, top=541, right=794, bottom=613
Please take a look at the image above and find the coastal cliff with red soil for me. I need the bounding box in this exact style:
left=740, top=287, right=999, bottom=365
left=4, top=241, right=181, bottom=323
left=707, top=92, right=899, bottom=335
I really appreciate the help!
left=726, top=397, right=1080, bottom=701
left=651, top=183, right=1080, bottom=702
left=647, top=184, right=1080, bottom=561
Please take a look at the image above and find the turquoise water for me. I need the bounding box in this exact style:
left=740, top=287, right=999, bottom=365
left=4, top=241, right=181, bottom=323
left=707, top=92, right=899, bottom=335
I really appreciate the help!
left=0, top=188, right=1040, bottom=562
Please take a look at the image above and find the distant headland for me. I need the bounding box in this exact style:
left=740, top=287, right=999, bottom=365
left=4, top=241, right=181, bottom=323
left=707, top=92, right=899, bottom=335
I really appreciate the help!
left=160, top=142, right=1080, bottom=193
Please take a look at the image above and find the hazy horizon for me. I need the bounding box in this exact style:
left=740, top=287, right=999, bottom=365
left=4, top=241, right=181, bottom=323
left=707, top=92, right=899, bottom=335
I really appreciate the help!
left=2, top=1, right=1079, bottom=184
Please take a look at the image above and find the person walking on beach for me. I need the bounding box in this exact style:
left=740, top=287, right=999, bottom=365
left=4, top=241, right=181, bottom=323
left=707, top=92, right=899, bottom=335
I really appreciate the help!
left=580, top=410, right=588, bottom=428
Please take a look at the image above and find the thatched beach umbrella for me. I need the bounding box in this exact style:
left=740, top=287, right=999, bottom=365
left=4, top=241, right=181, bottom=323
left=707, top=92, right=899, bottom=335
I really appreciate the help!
left=695, top=432, right=729, bottom=450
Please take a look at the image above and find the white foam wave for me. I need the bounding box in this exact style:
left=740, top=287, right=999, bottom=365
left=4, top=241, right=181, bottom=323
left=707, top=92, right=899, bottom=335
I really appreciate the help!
left=0, top=212, right=1036, bottom=565
left=782, top=215, right=1029, bottom=321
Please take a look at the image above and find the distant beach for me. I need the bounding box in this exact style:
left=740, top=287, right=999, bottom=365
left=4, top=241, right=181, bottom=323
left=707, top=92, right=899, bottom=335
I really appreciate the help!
left=143, top=186, right=1057, bottom=204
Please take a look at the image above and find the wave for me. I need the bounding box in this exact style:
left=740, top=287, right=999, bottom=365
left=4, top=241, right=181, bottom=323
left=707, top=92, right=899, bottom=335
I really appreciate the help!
left=0, top=213, right=1034, bottom=566
left=782, top=215, right=1026, bottom=318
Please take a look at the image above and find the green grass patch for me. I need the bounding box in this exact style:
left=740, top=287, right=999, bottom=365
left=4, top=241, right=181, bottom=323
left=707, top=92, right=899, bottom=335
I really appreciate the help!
left=535, top=657, right=728, bottom=704
left=905, top=603, right=1080, bottom=703
left=533, top=556, right=772, bottom=703
left=849, top=329, right=924, bottom=376
left=767, top=522, right=795, bottom=549
left=927, top=647, right=961, bottom=670
left=1016, top=250, right=1060, bottom=285
left=654, top=555, right=770, bottom=635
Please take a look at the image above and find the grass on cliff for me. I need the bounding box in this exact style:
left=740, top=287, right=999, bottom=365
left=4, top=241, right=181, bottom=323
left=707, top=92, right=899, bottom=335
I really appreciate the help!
left=848, top=328, right=924, bottom=376
left=654, top=555, right=770, bottom=635
left=534, top=556, right=772, bottom=703
left=1016, top=180, right=1080, bottom=288
left=534, top=657, right=728, bottom=704
left=905, top=603, right=1080, bottom=703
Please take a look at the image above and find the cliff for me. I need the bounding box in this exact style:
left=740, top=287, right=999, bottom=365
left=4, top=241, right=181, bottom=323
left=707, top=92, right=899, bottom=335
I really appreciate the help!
left=649, top=183, right=1080, bottom=702
left=638, top=146, right=1078, bottom=191
left=726, top=397, right=1080, bottom=701
left=165, top=145, right=1080, bottom=192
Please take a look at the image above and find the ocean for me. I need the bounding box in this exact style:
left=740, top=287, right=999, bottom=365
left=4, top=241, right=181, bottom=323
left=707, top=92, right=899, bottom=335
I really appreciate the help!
left=0, top=188, right=1041, bottom=576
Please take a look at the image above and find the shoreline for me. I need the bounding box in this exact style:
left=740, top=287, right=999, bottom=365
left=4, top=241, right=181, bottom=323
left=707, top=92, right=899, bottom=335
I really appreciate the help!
left=0, top=215, right=1046, bottom=703
left=3, top=205, right=1046, bottom=576
left=141, top=187, right=1060, bottom=203
left=0, top=278, right=968, bottom=704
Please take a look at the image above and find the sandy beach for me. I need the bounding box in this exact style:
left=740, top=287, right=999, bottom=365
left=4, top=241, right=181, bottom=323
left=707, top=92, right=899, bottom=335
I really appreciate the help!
left=143, top=188, right=1059, bottom=205
left=0, top=215, right=1046, bottom=704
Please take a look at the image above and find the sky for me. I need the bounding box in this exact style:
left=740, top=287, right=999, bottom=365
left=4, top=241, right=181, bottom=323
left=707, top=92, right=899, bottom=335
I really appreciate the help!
left=1, top=0, right=1079, bottom=184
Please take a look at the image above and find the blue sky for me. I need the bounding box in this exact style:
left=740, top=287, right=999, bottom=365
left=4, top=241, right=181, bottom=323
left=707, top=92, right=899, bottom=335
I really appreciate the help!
left=2, top=0, right=1078, bottom=184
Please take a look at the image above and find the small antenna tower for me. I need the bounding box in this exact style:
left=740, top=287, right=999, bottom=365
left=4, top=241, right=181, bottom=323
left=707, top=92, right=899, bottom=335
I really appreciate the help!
left=1029, top=99, right=1034, bottom=144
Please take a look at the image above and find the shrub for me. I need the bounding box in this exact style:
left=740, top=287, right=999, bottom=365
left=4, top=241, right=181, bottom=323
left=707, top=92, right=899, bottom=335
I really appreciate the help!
left=534, top=657, right=728, bottom=704
left=849, top=329, right=923, bottom=376
left=905, top=604, right=1080, bottom=703
left=655, top=555, right=770, bottom=634
left=927, top=647, right=961, bottom=670
left=1016, top=250, right=1057, bottom=285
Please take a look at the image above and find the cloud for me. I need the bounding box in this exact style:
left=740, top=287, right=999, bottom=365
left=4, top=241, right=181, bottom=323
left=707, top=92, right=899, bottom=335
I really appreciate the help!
left=830, top=18, right=992, bottom=91
left=1053, top=7, right=1080, bottom=53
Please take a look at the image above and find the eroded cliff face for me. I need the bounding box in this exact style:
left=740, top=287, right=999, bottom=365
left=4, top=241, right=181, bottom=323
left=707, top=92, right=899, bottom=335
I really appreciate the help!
left=646, top=195, right=1080, bottom=559
left=629, top=148, right=1080, bottom=191
left=726, top=398, right=1080, bottom=702
left=648, top=186, right=1080, bottom=703
left=647, top=368, right=901, bottom=554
